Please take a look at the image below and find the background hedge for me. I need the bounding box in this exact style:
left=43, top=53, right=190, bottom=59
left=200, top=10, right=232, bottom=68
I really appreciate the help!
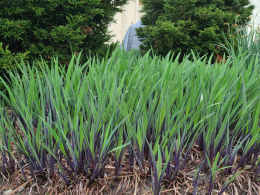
left=136, top=0, right=254, bottom=59
left=0, top=0, right=127, bottom=72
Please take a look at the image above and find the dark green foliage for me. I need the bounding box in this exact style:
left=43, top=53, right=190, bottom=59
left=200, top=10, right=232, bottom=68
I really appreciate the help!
left=0, top=43, right=29, bottom=90
left=0, top=0, right=127, bottom=67
left=137, top=0, right=254, bottom=59
left=0, top=43, right=29, bottom=74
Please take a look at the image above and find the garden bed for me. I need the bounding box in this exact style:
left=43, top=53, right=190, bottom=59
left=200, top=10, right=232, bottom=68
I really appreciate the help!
left=0, top=49, right=259, bottom=195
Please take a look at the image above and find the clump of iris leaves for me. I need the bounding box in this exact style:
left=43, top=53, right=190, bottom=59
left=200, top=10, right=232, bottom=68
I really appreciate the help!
left=0, top=25, right=259, bottom=195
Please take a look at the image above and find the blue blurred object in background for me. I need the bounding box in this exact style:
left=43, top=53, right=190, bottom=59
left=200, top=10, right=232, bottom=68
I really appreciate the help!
left=120, top=21, right=144, bottom=51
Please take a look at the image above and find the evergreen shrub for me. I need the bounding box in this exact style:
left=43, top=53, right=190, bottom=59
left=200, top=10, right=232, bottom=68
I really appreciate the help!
left=0, top=0, right=127, bottom=68
left=136, top=0, right=254, bottom=59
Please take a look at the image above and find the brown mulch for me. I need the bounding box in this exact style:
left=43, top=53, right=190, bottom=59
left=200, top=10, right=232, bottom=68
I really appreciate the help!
left=0, top=144, right=259, bottom=195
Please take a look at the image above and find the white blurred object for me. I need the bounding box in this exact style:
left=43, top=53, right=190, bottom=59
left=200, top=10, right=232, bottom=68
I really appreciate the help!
left=251, top=0, right=260, bottom=29
left=109, top=0, right=144, bottom=43
left=3, top=190, right=13, bottom=195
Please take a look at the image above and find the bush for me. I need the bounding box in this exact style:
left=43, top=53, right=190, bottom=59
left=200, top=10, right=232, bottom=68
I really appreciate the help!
left=136, top=0, right=254, bottom=59
left=0, top=0, right=127, bottom=67
left=0, top=43, right=30, bottom=91
left=0, top=43, right=29, bottom=73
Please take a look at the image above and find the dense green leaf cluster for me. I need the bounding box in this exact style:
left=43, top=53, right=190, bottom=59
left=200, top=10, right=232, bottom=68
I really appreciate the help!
left=0, top=46, right=259, bottom=194
left=0, top=0, right=127, bottom=67
left=137, top=0, right=254, bottom=59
